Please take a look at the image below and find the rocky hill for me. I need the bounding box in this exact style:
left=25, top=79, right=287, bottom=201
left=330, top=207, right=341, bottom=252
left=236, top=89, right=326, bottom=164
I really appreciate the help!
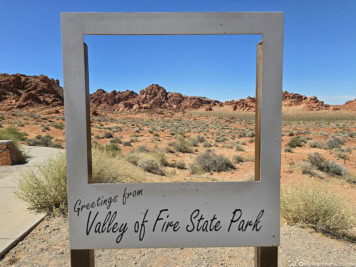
left=224, top=91, right=336, bottom=112
left=0, top=73, right=63, bottom=111
left=0, top=73, right=352, bottom=112
left=91, top=84, right=220, bottom=112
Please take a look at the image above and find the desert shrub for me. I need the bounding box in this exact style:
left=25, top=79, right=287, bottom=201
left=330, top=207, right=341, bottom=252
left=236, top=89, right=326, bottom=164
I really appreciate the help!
left=281, top=182, right=355, bottom=235
left=195, top=150, right=235, bottom=173
left=326, top=136, right=345, bottom=150
left=203, top=141, right=212, bottom=148
left=175, top=160, right=186, bottom=170
left=307, top=152, right=345, bottom=176
left=104, top=132, right=113, bottom=139
left=171, top=134, right=192, bottom=153
left=189, top=164, right=203, bottom=175
left=298, top=161, right=319, bottom=177
left=188, top=137, right=199, bottom=147
left=123, top=141, right=132, bottom=146
left=15, top=149, right=133, bottom=216
left=126, top=154, right=140, bottom=166
left=110, top=137, right=122, bottom=144
left=53, top=123, right=64, bottom=130
left=246, top=131, right=255, bottom=137
left=165, top=146, right=175, bottom=153
left=335, top=151, right=349, bottom=161
left=136, top=146, right=149, bottom=153
left=196, top=135, right=206, bottom=143
left=232, top=155, right=245, bottom=164
left=138, top=159, right=165, bottom=176
left=284, top=146, right=293, bottom=153
left=308, top=141, right=323, bottom=149
left=287, top=136, right=306, bottom=148
left=235, top=144, right=244, bottom=151
left=0, top=126, right=28, bottom=144
left=344, top=147, right=352, bottom=153
left=26, top=134, right=63, bottom=148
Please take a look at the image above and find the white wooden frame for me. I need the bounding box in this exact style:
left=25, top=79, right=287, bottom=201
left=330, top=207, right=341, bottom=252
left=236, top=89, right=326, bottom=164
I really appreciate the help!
left=61, top=12, right=283, bottom=250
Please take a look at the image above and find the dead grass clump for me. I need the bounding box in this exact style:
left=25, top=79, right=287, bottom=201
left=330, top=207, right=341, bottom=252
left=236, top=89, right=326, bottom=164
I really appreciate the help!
left=281, top=181, right=355, bottom=237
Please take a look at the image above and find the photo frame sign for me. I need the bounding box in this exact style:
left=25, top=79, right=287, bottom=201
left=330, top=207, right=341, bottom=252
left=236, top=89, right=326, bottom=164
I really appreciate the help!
left=61, top=12, right=283, bottom=249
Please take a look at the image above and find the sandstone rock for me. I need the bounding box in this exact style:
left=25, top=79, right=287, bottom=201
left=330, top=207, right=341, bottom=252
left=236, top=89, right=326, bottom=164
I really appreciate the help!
left=0, top=140, right=24, bottom=165
left=0, top=73, right=63, bottom=111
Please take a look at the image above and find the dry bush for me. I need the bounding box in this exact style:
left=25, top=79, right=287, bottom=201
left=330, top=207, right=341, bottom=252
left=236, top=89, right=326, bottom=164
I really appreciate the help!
left=193, top=150, right=235, bottom=173
left=281, top=181, right=355, bottom=236
left=0, top=126, right=28, bottom=144
left=15, top=149, right=135, bottom=216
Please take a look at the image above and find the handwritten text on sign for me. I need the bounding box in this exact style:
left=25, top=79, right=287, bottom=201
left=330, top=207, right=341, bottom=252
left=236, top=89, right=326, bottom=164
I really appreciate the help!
left=68, top=183, right=277, bottom=249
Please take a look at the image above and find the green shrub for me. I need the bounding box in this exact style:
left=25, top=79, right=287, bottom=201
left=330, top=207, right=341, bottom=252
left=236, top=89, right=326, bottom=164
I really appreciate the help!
left=281, top=182, right=355, bottom=235
left=287, top=136, right=306, bottom=148
left=195, top=150, right=235, bottom=173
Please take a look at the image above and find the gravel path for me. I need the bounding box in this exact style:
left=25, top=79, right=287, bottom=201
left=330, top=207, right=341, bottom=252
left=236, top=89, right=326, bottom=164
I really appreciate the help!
left=0, top=217, right=355, bottom=267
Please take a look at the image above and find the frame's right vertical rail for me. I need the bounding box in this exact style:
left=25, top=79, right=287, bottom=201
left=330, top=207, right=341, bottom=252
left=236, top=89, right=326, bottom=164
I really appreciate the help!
left=254, top=40, right=278, bottom=267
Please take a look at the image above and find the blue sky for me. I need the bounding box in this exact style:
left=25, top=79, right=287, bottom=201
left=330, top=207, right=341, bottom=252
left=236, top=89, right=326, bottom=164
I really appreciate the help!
left=1, top=0, right=355, bottom=104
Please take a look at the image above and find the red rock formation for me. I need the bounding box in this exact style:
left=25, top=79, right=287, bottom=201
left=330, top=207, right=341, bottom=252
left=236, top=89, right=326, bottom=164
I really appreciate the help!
left=224, top=91, right=331, bottom=112
left=1, top=73, right=352, bottom=113
left=0, top=73, right=63, bottom=111
left=89, top=84, right=220, bottom=112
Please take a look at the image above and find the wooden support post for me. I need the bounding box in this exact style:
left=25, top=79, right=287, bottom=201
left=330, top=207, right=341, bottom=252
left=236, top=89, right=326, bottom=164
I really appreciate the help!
left=71, top=250, right=95, bottom=267
left=70, top=42, right=95, bottom=267
left=254, top=41, right=278, bottom=267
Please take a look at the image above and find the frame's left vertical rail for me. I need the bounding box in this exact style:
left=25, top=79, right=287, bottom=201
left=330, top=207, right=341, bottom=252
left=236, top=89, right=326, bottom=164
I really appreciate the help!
left=70, top=42, right=95, bottom=267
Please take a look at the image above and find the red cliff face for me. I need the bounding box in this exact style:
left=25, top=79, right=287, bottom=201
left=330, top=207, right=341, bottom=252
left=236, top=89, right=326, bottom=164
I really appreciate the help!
left=0, top=73, right=63, bottom=111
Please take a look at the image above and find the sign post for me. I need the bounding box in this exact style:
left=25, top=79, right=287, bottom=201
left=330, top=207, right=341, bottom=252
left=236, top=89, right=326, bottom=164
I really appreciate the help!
left=61, top=12, right=283, bottom=266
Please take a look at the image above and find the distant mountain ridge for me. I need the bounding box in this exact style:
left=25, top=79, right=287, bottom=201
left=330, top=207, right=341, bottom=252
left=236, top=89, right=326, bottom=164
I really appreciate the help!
left=0, top=73, right=354, bottom=112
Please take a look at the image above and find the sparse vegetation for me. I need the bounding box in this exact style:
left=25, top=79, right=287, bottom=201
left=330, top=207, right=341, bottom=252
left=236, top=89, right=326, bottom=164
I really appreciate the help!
left=192, top=150, right=235, bottom=173
left=281, top=181, right=355, bottom=237
left=26, top=134, right=63, bottom=148
left=287, top=136, right=307, bottom=148
left=0, top=126, right=28, bottom=144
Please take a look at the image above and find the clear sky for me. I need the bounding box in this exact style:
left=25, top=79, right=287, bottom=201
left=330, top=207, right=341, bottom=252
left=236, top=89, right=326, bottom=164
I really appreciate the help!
left=1, top=0, right=355, bottom=104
